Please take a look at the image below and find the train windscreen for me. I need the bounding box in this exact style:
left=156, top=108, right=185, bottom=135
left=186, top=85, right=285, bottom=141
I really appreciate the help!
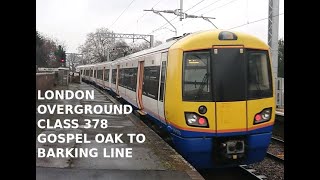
left=182, top=48, right=273, bottom=102
left=182, top=50, right=213, bottom=101
left=247, top=50, right=273, bottom=99
left=213, top=48, right=246, bottom=102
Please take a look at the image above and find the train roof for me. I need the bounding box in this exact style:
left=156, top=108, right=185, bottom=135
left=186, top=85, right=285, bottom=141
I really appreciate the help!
left=77, top=29, right=269, bottom=69
left=171, top=29, right=270, bottom=51
left=77, top=39, right=178, bottom=68
left=117, top=39, right=177, bottom=61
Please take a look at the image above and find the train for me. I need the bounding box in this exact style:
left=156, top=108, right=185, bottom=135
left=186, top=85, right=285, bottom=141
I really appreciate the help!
left=77, top=29, right=275, bottom=169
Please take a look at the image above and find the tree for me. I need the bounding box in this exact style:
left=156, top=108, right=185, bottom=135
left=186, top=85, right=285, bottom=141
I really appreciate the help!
left=109, top=40, right=130, bottom=61
left=78, top=28, right=116, bottom=64
left=278, top=39, right=284, bottom=78
left=44, top=39, right=60, bottom=67
left=129, top=40, right=163, bottom=54
left=54, top=45, right=66, bottom=67
left=78, top=27, right=163, bottom=64
left=36, top=31, right=57, bottom=67
left=154, top=40, right=163, bottom=46
left=36, top=30, right=66, bottom=68
left=67, top=54, right=82, bottom=72
left=36, top=31, right=47, bottom=67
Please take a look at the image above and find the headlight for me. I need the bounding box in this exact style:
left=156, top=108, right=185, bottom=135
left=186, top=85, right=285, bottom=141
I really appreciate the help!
left=185, top=112, right=209, bottom=128
left=198, top=105, right=207, bottom=114
left=254, top=107, right=272, bottom=124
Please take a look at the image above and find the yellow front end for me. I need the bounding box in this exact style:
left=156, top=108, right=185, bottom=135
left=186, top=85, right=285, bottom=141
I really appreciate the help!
left=165, top=48, right=217, bottom=133
left=164, top=30, right=275, bottom=168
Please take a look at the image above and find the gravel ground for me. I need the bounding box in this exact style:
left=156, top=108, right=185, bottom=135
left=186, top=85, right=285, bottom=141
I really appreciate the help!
left=248, top=116, right=285, bottom=179
left=249, top=157, right=284, bottom=180
left=273, top=120, right=284, bottom=140
left=268, top=141, right=284, bottom=160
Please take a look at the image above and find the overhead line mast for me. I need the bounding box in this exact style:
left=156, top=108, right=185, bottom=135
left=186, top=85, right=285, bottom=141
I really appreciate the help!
left=268, top=0, right=280, bottom=86
left=145, top=0, right=218, bottom=36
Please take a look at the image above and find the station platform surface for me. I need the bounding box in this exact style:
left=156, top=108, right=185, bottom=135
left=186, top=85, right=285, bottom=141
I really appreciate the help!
left=276, top=108, right=284, bottom=116
left=36, top=83, right=204, bottom=180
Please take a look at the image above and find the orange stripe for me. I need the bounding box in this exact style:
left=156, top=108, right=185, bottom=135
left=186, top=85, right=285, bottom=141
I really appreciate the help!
left=168, top=121, right=215, bottom=133
left=247, top=121, right=274, bottom=131
left=183, top=48, right=214, bottom=52
left=138, top=63, right=144, bottom=109
left=213, top=45, right=243, bottom=48
left=168, top=120, right=274, bottom=134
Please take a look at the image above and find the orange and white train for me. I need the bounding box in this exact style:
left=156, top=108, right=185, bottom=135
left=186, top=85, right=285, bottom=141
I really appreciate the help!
left=77, top=29, right=276, bottom=168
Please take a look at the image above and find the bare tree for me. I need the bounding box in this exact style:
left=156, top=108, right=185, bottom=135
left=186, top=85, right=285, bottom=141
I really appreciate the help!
left=79, top=28, right=116, bottom=64
left=45, top=39, right=60, bottom=67
left=78, top=27, right=163, bottom=64
left=129, top=40, right=162, bottom=53
left=67, top=53, right=82, bottom=72
left=109, top=40, right=130, bottom=61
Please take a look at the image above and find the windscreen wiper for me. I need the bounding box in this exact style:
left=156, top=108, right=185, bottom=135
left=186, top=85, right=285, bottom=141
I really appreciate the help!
left=195, top=73, right=209, bottom=100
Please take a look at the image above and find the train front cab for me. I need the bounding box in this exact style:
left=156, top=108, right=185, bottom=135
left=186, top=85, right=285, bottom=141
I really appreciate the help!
left=165, top=30, right=275, bottom=169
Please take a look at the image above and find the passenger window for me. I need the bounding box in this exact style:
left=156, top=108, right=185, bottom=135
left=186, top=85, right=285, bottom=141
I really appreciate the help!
left=143, top=66, right=160, bottom=100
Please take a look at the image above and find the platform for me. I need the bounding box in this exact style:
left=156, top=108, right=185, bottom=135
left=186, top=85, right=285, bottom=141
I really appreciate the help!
left=36, top=83, right=203, bottom=180
left=276, top=108, right=284, bottom=116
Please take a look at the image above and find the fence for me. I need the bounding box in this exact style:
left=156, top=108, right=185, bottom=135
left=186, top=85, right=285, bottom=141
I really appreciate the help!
left=37, top=67, right=70, bottom=86
left=36, top=72, right=56, bottom=95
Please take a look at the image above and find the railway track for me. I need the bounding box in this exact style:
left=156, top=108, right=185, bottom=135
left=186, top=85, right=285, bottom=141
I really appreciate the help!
left=266, top=137, right=284, bottom=163
left=266, top=152, right=284, bottom=162
left=198, top=166, right=268, bottom=180
left=240, top=165, right=267, bottom=179
left=272, top=136, right=284, bottom=143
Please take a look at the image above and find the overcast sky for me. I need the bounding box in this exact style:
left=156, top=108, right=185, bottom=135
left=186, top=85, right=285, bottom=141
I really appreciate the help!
left=36, top=0, right=284, bottom=53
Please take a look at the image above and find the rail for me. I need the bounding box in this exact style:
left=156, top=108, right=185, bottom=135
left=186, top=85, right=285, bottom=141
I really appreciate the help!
left=239, top=165, right=267, bottom=179
left=266, top=137, right=284, bottom=163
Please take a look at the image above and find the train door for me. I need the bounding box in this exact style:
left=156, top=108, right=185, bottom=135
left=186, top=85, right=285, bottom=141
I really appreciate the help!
left=108, top=66, right=111, bottom=88
left=103, top=67, right=105, bottom=87
left=95, top=68, right=97, bottom=81
left=157, top=52, right=168, bottom=124
left=116, top=65, right=120, bottom=94
left=111, top=66, right=117, bottom=92
left=137, top=61, right=144, bottom=109
left=93, top=68, right=96, bottom=82
left=79, top=69, right=82, bottom=83
left=96, top=67, right=98, bottom=82
left=212, top=46, right=247, bottom=133
left=90, top=68, right=93, bottom=81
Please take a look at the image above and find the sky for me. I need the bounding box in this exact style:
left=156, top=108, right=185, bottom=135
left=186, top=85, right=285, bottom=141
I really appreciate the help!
left=36, top=0, right=284, bottom=53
